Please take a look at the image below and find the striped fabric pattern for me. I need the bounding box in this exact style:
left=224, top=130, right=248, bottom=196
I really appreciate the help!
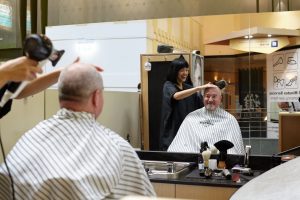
left=0, top=108, right=155, bottom=200
left=168, top=107, right=245, bottom=154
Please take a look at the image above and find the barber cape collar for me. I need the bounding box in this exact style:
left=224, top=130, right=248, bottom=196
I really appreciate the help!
left=57, top=108, right=95, bottom=120
left=198, top=107, right=223, bottom=127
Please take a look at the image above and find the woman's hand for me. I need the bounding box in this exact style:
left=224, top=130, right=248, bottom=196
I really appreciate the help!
left=196, top=83, right=217, bottom=91
left=0, top=57, right=42, bottom=82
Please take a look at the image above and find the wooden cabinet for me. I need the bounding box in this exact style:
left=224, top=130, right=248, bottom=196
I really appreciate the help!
left=279, top=112, right=300, bottom=152
left=152, top=182, right=237, bottom=200
left=152, top=182, right=176, bottom=198
left=176, top=184, right=237, bottom=200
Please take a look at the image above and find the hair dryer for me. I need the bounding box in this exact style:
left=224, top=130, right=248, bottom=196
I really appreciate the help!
left=213, top=80, right=228, bottom=90
left=0, top=34, right=65, bottom=118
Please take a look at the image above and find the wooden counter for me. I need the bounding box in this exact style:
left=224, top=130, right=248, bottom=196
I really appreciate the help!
left=152, top=182, right=237, bottom=200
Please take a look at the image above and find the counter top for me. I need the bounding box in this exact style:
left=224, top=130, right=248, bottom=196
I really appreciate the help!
left=136, top=150, right=282, bottom=170
left=149, top=167, right=262, bottom=188
left=137, top=150, right=282, bottom=188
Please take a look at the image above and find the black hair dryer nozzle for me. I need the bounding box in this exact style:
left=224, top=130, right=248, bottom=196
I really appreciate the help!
left=23, top=34, right=65, bottom=66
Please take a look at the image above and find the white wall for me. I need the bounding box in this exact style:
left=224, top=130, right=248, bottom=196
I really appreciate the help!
left=45, top=20, right=148, bottom=91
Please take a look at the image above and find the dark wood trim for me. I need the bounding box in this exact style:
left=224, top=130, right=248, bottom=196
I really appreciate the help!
left=19, top=0, right=27, bottom=44
left=30, top=0, right=38, bottom=33
left=205, top=52, right=259, bottom=59
left=280, top=44, right=300, bottom=51
left=40, top=0, right=48, bottom=34
left=0, top=48, right=23, bottom=60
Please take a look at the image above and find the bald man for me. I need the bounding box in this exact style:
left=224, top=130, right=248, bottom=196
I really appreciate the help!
left=168, top=87, right=245, bottom=154
left=0, top=62, right=155, bottom=199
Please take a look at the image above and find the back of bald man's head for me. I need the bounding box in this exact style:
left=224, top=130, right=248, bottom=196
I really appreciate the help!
left=58, top=62, right=103, bottom=102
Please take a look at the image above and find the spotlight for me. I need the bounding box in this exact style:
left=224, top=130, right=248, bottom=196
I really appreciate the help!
left=144, top=61, right=151, bottom=71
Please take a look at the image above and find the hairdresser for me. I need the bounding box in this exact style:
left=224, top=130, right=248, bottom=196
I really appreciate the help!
left=159, top=55, right=217, bottom=151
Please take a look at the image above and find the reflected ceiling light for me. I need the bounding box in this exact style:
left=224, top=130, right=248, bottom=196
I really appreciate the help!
left=144, top=58, right=151, bottom=71
left=268, top=34, right=272, bottom=37
left=244, top=35, right=253, bottom=39
left=75, top=40, right=96, bottom=57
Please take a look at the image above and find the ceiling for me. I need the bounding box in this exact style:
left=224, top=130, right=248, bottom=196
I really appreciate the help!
left=205, top=27, right=300, bottom=45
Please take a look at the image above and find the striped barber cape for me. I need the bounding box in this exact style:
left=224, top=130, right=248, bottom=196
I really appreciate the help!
left=168, top=107, right=245, bottom=155
left=0, top=108, right=155, bottom=200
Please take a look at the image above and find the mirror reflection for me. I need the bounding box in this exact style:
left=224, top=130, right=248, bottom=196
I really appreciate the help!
left=141, top=11, right=300, bottom=155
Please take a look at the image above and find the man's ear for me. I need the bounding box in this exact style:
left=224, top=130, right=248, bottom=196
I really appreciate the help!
left=92, top=89, right=100, bottom=107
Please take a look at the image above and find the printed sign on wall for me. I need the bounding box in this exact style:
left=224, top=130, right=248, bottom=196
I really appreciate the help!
left=267, top=49, right=300, bottom=139
left=267, top=49, right=299, bottom=103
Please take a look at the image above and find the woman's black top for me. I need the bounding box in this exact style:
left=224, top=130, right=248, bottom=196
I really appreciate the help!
left=159, top=81, right=203, bottom=150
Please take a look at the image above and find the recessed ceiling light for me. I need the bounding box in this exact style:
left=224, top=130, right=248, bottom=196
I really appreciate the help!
left=268, top=34, right=272, bottom=37
left=244, top=35, right=253, bottom=39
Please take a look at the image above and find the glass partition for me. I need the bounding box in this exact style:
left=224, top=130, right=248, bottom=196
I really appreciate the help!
left=204, top=54, right=272, bottom=155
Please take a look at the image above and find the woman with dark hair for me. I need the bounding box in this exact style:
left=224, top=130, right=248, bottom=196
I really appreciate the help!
left=159, top=55, right=216, bottom=150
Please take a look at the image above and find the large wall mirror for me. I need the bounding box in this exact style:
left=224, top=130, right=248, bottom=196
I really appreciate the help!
left=3, top=0, right=300, bottom=157
left=141, top=11, right=300, bottom=155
